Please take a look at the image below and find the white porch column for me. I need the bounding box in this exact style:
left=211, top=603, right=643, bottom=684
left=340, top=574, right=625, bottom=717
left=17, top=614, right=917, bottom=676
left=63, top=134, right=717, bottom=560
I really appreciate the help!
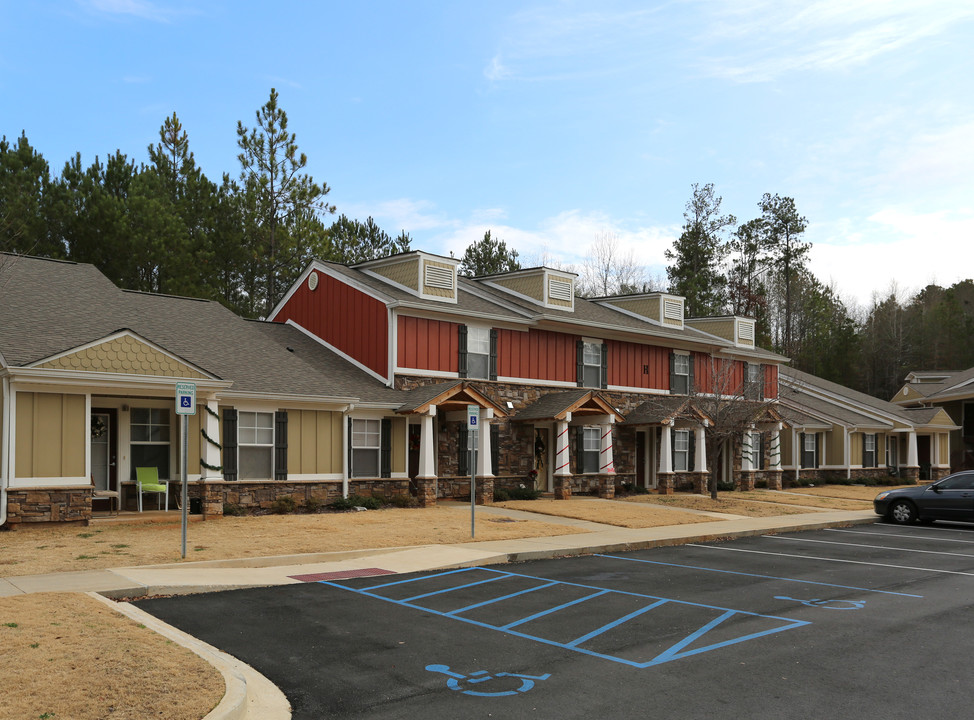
left=659, top=422, right=673, bottom=474
left=907, top=430, right=918, bottom=467
left=418, top=407, right=436, bottom=478
left=742, top=428, right=753, bottom=471
left=694, top=426, right=707, bottom=473
left=477, top=410, right=494, bottom=478
left=770, top=423, right=782, bottom=471
left=845, top=428, right=851, bottom=480
left=793, top=428, right=800, bottom=482
left=932, top=432, right=940, bottom=466
left=599, top=421, right=615, bottom=474
left=554, top=420, right=571, bottom=477
left=201, top=398, right=222, bottom=481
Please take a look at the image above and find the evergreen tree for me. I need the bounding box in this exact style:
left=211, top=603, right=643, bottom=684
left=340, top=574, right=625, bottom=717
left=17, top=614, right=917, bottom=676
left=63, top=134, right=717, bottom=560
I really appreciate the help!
left=237, top=88, right=335, bottom=316
left=459, top=230, right=521, bottom=276
left=0, top=133, right=57, bottom=257
left=665, top=183, right=735, bottom=316
left=758, top=193, right=809, bottom=357
left=323, top=214, right=410, bottom=264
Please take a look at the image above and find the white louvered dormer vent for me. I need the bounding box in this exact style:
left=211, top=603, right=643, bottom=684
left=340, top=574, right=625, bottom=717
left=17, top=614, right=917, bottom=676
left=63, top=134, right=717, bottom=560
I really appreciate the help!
left=424, top=264, right=454, bottom=290
left=738, top=320, right=755, bottom=342
left=663, top=299, right=683, bottom=321
left=548, top=277, right=573, bottom=302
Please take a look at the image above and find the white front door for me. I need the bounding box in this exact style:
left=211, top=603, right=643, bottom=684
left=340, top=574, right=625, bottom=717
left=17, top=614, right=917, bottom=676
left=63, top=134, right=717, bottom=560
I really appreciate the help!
left=91, top=412, right=111, bottom=491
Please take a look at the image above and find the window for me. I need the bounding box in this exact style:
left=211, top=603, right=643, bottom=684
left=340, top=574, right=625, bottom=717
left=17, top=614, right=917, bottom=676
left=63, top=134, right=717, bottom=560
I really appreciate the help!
left=351, top=419, right=381, bottom=478
left=672, top=353, right=691, bottom=395
left=459, top=326, right=496, bottom=380
left=748, top=431, right=764, bottom=470
left=863, top=433, right=876, bottom=468
left=746, top=363, right=763, bottom=399
left=801, top=432, right=817, bottom=469
left=581, top=341, right=603, bottom=388
left=467, top=327, right=490, bottom=380
left=130, top=408, right=171, bottom=480
left=937, top=472, right=974, bottom=490
left=239, top=411, right=274, bottom=479
left=673, top=430, right=690, bottom=472
left=581, top=427, right=600, bottom=474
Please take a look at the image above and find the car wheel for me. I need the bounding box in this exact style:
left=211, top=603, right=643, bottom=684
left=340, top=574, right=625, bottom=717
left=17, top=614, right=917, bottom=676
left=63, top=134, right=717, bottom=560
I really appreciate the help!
left=889, top=500, right=918, bottom=524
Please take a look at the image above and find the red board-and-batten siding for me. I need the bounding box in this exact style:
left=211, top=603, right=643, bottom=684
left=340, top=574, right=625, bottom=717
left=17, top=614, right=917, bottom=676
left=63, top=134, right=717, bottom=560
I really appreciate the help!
left=397, top=316, right=459, bottom=373
left=275, top=270, right=389, bottom=378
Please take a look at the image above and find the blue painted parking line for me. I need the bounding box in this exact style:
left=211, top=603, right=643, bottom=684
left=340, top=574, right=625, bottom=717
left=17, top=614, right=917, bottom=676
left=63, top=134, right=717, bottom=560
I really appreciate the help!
left=319, top=567, right=810, bottom=669
left=596, top=553, right=924, bottom=598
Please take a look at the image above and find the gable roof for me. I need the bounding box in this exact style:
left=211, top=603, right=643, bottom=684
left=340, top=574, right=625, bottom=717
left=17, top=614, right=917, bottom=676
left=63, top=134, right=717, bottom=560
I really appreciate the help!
left=0, top=253, right=402, bottom=404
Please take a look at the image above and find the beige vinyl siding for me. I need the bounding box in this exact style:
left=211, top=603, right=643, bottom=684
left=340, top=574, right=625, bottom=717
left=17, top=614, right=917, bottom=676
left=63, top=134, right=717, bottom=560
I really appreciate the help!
left=850, top=432, right=862, bottom=465
left=422, top=260, right=457, bottom=299
left=939, top=433, right=949, bottom=462
left=372, top=257, right=420, bottom=290
left=604, top=297, right=660, bottom=322
left=493, top=274, right=544, bottom=302
left=15, top=392, right=86, bottom=478
left=877, top=434, right=886, bottom=464
left=826, top=429, right=844, bottom=466
left=288, top=410, right=343, bottom=475
left=391, top=417, right=406, bottom=474
left=780, top=430, right=793, bottom=465
left=188, top=411, right=201, bottom=475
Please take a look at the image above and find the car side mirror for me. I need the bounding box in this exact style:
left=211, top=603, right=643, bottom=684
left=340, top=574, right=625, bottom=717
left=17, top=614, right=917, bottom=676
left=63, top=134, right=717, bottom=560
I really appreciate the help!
left=931, top=485, right=941, bottom=493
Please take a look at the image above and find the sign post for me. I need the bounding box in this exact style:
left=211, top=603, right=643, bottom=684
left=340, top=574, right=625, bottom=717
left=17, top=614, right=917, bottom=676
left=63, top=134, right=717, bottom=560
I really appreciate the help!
left=467, top=404, right=479, bottom=538
left=175, top=382, right=197, bottom=559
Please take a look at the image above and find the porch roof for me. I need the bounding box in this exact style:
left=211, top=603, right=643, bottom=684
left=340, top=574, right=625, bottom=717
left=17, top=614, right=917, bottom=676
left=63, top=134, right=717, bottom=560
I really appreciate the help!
left=396, top=381, right=508, bottom=417
left=620, top=396, right=708, bottom=426
left=510, top=389, right=625, bottom=422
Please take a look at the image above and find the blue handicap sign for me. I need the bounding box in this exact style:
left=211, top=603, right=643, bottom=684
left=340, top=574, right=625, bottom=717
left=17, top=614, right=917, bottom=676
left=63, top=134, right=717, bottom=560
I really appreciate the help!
left=426, top=664, right=550, bottom=697
left=180, top=396, right=192, bottom=408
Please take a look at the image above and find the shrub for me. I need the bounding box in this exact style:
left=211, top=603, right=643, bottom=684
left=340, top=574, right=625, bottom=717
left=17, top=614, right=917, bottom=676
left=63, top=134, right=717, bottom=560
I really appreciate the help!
left=304, top=496, right=323, bottom=513
left=270, top=496, right=297, bottom=514
left=329, top=494, right=382, bottom=511
left=386, top=494, right=419, bottom=508
left=507, top=486, right=542, bottom=501
left=493, top=488, right=511, bottom=502
left=222, top=503, right=247, bottom=517
left=716, top=481, right=736, bottom=493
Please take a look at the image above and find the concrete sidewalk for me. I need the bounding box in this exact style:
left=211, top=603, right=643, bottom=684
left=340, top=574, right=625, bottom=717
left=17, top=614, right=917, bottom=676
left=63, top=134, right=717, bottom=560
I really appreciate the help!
left=0, top=509, right=877, bottom=599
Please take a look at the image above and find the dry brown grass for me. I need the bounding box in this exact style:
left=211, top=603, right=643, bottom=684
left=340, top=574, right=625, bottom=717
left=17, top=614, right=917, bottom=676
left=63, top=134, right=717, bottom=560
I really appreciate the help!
left=0, top=593, right=224, bottom=720
left=622, top=493, right=814, bottom=517
left=495, top=498, right=719, bottom=528
left=0, top=507, right=586, bottom=577
left=743, top=489, right=871, bottom=510
left=784, top=484, right=913, bottom=501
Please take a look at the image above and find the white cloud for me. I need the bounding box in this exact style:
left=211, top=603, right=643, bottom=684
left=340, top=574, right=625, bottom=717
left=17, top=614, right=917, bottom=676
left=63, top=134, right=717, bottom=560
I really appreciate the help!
left=342, top=198, right=456, bottom=234
left=83, top=0, right=183, bottom=23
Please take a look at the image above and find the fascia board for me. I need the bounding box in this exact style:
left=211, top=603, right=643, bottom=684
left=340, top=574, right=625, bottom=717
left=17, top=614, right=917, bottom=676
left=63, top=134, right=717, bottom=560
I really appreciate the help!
left=7, top=367, right=234, bottom=391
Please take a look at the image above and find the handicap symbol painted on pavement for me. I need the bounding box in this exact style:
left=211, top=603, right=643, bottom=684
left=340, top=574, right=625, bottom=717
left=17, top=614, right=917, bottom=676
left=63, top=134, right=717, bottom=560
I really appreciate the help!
left=426, top=664, right=551, bottom=697
left=775, top=596, right=866, bottom=610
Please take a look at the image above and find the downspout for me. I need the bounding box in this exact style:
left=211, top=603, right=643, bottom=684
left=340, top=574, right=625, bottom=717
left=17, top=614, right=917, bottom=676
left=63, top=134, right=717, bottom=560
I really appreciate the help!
left=342, top=404, right=353, bottom=499
left=1, top=376, right=10, bottom=527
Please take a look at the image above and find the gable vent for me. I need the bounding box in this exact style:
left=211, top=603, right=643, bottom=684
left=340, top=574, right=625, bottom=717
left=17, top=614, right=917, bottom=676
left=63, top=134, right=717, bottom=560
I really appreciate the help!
left=424, top=264, right=454, bottom=290
left=739, top=321, right=755, bottom=341
left=548, top=277, right=573, bottom=302
left=663, top=299, right=683, bottom=321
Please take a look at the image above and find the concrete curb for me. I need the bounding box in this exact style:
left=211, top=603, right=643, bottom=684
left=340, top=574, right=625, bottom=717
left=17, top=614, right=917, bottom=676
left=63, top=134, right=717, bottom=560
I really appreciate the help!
left=88, top=592, right=291, bottom=720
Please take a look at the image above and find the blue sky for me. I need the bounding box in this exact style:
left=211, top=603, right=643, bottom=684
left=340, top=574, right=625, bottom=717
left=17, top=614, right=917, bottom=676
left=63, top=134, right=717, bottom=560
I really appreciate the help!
left=3, top=1, right=973, bottom=309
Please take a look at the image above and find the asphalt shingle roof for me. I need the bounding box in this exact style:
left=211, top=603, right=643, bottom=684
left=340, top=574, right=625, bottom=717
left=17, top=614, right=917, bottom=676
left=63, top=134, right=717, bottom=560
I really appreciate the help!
left=0, top=254, right=402, bottom=404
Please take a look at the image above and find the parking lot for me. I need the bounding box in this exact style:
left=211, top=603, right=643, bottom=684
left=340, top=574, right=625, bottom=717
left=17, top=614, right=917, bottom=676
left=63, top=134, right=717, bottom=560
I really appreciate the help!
left=136, top=522, right=974, bottom=719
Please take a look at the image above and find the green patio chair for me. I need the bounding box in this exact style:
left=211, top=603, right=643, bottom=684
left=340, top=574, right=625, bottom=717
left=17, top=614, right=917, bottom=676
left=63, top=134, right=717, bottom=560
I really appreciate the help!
left=135, top=467, right=169, bottom=512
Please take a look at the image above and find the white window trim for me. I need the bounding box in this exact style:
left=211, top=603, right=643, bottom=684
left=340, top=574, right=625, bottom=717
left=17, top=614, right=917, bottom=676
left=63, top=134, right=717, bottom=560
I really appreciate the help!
left=237, top=410, right=275, bottom=481
left=673, top=429, right=690, bottom=472
left=351, top=418, right=382, bottom=479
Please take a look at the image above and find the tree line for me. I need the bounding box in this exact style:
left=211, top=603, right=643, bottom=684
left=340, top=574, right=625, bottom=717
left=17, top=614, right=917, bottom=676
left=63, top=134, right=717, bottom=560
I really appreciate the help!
left=3, top=94, right=973, bottom=401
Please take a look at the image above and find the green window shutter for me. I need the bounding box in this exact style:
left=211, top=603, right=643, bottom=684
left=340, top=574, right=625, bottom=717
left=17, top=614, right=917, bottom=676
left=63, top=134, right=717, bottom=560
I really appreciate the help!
left=489, top=329, right=498, bottom=381
left=458, top=324, right=468, bottom=378
left=274, top=411, right=288, bottom=481
left=600, top=343, right=608, bottom=389
left=380, top=419, right=392, bottom=478
left=458, top=425, right=469, bottom=476
left=222, top=408, right=237, bottom=482
left=490, top=424, right=499, bottom=475
left=576, top=340, right=585, bottom=387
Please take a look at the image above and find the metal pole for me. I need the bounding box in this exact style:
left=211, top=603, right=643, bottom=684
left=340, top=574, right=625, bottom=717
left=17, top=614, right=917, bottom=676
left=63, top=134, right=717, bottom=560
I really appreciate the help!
left=181, top=414, right=188, bottom=559
left=470, top=441, right=476, bottom=539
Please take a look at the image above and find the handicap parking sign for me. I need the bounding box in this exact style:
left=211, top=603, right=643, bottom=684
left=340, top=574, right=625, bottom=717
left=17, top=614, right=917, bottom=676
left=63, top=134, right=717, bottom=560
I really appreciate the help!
left=175, top=382, right=197, bottom=415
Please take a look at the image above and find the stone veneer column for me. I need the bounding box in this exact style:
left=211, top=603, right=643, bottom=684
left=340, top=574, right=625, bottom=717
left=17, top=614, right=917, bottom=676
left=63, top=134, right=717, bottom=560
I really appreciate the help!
left=554, top=420, right=572, bottom=500
left=598, top=422, right=616, bottom=498
left=416, top=410, right=438, bottom=507
left=658, top=422, right=674, bottom=495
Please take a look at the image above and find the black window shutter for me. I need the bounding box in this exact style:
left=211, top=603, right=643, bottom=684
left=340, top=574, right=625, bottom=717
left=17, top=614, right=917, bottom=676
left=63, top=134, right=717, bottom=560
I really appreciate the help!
left=688, top=431, right=696, bottom=472
left=815, top=433, right=821, bottom=468
left=669, top=352, right=676, bottom=393
left=575, top=426, right=585, bottom=473
left=759, top=432, right=766, bottom=470
left=458, top=324, right=468, bottom=378
left=600, top=343, right=608, bottom=389
left=799, top=432, right=806, bottom=468
left=458, top=425, right=469, bottom=476
left=490, top=424, right=499, bottom=475
left=687, top=353, right=695, bottom=394
left=489, top=329, right=498, bottom=381
left=380, top=419, right=392, bottom=478
left=347, top=417, right=353, bottom=477
left=576, top=340, right=584, bottom=387
left=222, top=408, right=238, bottom=482
left=274, top=411, right=288, bottom=481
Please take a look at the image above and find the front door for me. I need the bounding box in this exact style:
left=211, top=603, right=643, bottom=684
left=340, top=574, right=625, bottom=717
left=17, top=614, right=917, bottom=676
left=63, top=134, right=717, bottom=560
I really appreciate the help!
left=90, top=409, right=118, bottom=506
left=534, top=428, right=551, bottom=492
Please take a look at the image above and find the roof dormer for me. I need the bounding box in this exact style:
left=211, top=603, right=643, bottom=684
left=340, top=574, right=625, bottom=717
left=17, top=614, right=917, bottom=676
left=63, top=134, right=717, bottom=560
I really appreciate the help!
left=685, top=315, right=756, bottom=348
left=358, top=251, right=459, bottom=304
left=597, top=292, right=685, bottom=330
left=481, top=267, right=577, bottom=311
